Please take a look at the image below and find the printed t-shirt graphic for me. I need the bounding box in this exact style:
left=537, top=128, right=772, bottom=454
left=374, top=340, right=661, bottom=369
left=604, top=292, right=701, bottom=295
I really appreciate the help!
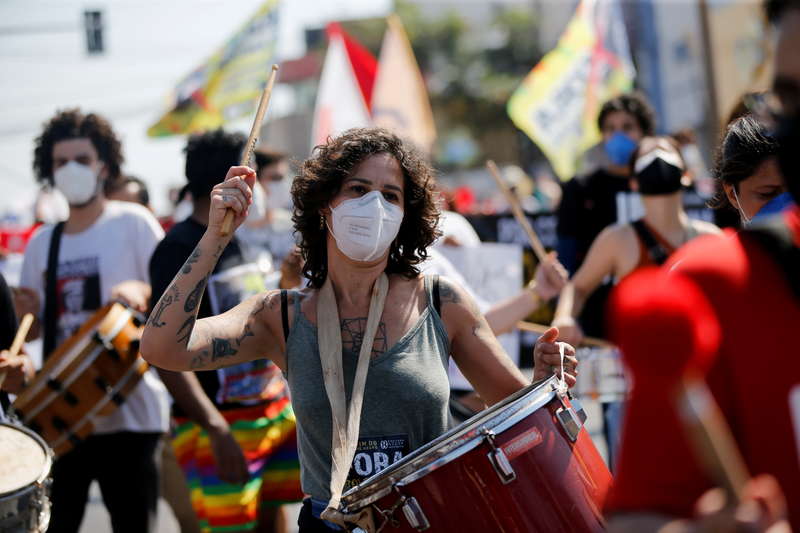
left=344, top=434, right=409, bottom=491
left=56, top=257, right=101, bottom=344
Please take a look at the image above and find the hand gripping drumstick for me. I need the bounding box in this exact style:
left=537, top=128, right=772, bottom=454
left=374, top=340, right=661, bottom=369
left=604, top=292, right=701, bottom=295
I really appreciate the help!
left=485, top=161, right=578, bottom=337
left=486, top=160, right=548, bottom=262
left=219, top=64, right=280, bottom=236
left=610, top=268, right=749, bottom=505
left=0, top=313, right=34, bottom=390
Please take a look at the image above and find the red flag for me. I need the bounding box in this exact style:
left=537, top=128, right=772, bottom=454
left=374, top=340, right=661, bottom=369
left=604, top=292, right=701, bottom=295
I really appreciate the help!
left=326, top=22, right=377, bottom=110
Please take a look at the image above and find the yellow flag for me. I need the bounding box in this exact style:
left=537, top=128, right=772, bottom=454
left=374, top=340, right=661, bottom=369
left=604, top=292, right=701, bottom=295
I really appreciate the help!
left=508, top=0, right=634, bottom=180
left=371, top=14, right=436, bottom=154
left=148, top=1, right=279, bottom=137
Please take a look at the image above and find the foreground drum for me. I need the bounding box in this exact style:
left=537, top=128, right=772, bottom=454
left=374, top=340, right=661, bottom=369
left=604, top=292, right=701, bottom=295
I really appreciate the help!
left=0, top=423, right=52, bottom=532
left=341, top=375, right=612, bottom=532
left=12, top=302, right=148, bottom=456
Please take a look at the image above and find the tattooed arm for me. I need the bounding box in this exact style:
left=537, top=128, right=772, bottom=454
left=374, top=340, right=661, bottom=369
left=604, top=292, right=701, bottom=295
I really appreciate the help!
left=438, top=277, right=528, bottom=405
left=140, top=166, right=288, bottom=372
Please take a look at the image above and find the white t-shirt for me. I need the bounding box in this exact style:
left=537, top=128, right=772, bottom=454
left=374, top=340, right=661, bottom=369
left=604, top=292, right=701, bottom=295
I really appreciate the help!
left=20, top=200, right=169, bottom=434
left=436, top=210, right=481, bottom=247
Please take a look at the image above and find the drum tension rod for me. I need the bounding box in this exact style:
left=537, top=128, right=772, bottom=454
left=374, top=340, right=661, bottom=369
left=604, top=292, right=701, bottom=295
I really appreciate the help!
left=480, top=428, right=516, bottom=485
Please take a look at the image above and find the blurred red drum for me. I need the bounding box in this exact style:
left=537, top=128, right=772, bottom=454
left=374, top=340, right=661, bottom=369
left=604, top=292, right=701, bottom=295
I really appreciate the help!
left=341, top=375, right=612, bottom=532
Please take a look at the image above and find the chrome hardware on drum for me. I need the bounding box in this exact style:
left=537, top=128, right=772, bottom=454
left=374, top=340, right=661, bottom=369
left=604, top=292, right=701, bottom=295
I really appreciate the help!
left=0, top=423, right=52, bottom=532
left=341, top=375, right=613, bottom=532
left=11, top=302, right=148, bottom=456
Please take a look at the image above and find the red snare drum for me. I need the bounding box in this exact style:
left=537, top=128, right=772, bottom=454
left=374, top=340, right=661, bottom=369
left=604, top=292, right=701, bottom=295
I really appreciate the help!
left=341, top=375, right=612, bottom=532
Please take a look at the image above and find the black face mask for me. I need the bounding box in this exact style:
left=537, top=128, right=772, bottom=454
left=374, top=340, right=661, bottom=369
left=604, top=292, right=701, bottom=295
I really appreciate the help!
left=776, top=114, right=799, bottom=204
left=635, top=156, right=683, bottom=195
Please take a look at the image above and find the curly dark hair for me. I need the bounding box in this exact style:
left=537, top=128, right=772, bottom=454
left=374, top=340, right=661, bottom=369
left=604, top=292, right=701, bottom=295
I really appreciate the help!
left=709, top=114, right=779, bottom=210
left=183, top=129, right=246, bottom=200
left=597, top=92, right=657, bottom=136
left=33, top=109, right=123, bottom=186
left=292, top=128, right=441, bottom=288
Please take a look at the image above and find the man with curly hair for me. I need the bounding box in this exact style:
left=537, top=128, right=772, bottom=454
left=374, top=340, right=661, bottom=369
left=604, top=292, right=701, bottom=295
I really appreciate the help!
left=140, top=127, right=577, bottom=531
left=19, top=108, right=169, bottom=533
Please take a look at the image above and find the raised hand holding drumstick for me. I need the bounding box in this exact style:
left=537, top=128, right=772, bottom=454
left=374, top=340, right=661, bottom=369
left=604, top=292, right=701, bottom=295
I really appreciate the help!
left=0, top=313, right=34, bottom=393
left=219, top=64, right=279, bottom=236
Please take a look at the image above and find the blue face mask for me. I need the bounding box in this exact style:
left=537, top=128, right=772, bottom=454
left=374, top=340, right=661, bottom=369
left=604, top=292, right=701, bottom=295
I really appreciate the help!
left=752, top=191, right=795, bottom=221
left=604, top=131, right=638, bottom=167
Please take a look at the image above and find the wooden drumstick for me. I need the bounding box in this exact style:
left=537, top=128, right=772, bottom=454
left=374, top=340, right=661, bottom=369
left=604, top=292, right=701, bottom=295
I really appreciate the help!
left=516, top=320, right=613, bottom=349
left=220, top=64, right=280, bottom=236
left=0, top=313, right=34, bottom=389
left=486, top=160, right=547, bottom=262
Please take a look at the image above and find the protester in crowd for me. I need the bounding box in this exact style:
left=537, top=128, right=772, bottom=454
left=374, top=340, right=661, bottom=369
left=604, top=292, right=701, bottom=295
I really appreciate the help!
left=556, top=92, right=656, bottom=338
left=554, top=136, right=721, bottom=347
left=237, top=146, right=296, bottom=264
left=552, top=135, right=720, bottom=466
left=710, top=114, right=790, bottom=225
left=140, top=127, right=577, bottom=532
left=105, top=174, right=152, bottom=210
left=606, top=0, right=800, bottom=528
left=19, top=108, right=168, bottom=533
left=0, top=272, right=35, bottom=415
left=149, top=129, right=302, bottom=533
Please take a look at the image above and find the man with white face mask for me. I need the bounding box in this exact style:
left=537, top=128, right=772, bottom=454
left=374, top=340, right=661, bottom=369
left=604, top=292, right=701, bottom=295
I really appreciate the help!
left=237, top=146, right=297, bottom=264
left=19, top=109, right=168, bottom=533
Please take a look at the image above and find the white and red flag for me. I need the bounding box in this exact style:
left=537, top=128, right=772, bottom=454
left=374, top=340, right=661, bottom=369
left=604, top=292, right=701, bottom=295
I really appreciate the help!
left=310, top=23, right=377, bottom=148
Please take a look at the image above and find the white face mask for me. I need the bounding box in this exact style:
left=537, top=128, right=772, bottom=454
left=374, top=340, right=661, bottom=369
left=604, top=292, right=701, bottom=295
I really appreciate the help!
left=266, top=178, right=292, bottom=211
left=53, top=161, right=100, bottom=206
left=329, top=190, right=403, bottom=262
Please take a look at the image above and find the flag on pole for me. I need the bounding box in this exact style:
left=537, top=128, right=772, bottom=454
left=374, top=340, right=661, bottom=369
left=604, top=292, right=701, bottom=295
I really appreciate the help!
left=147, top=0, right=279, bottom=137
left=371, top=14, right=437, bottom=154
left=507, top=0, right=634, bottom=180
left=310, top=24, right=376, bottom=148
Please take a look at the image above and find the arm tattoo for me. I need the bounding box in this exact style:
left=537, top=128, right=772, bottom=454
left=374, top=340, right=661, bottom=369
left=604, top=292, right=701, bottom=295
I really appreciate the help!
left=184, top=275, right=208, bottom=313
left=341, top=318, right=388, bottom=358
left=181, top=247, right=201, bottom=274
left=175, top=315, right=195, bottom=346
left=211, top=337, right=238, bottom=361
left=438, top=281, right=461, bottom=305
left=190, top=350, right=210, bottom=370
left=147, top=285, right=179, bottom=328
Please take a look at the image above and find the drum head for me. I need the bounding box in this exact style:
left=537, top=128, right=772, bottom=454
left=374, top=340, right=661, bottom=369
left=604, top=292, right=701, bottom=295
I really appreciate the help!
left=0, top=424, right=51, bottom=496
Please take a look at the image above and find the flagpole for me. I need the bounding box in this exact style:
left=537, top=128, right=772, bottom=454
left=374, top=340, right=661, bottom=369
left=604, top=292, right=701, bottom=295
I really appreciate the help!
left=220, top=64, right=279, bottom=237
left=698, top=0, right=721, bottom=142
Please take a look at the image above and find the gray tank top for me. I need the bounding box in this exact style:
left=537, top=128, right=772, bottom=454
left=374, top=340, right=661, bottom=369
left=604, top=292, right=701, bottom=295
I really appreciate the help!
left=285, top=276, right=451, bottom=501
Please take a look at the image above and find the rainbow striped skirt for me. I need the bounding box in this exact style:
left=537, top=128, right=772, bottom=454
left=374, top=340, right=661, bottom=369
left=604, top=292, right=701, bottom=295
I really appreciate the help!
left=172, top=397, right=304, bottom=532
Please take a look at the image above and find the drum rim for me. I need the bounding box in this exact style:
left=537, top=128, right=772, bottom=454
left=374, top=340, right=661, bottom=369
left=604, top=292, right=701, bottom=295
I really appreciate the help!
left=0, top=422, right=53, bottom=498
left=341, top=375, right=560, bottom=510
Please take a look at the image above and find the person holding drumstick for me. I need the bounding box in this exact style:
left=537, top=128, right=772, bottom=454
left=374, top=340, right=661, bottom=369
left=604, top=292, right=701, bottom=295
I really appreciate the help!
left=19, top=109, right=169, bottom=533
left=605, top=0, right=800, bottom=528
left=141, top=127, right=577, bottom=531
left=0, top=272, right=35, bottom=407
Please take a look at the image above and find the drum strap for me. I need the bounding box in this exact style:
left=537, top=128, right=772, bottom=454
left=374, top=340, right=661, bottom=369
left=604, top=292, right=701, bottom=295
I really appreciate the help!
left=317, top=273, right=388, bottom=532
left=280, top=290, right=289, bottom=342
left=43, top=222, right=65, bottom=360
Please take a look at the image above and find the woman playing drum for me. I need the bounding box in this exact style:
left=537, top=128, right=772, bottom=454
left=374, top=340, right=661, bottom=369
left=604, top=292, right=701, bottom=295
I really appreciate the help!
left=140, top=128, right=576, bottom=531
